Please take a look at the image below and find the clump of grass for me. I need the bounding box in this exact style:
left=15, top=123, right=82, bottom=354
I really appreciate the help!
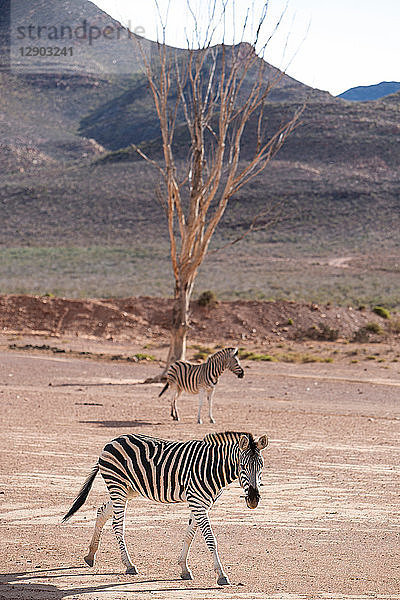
left=239, top=350, right=276, bottom=361
left=197, top=290, right=218, bottom=308
left=372, top=306, right=391, bottom=319
left=365, top=322, right=384, bottom=334
left=193, top=351, right=209, bottom=361
left=191, top=344, right=214, bottom=354
left=239, top=349, right=333, bottom=363
left=287, top=318, right=294, bottom=326
left=352, top=322, right=384, bottom=342
left=277, top=352, right=333, bottom=364
left=191, top=345, right=215, bottom=361
left=134, top=353, right=156, bottom=361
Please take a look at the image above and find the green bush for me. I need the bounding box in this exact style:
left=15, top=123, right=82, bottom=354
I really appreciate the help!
left=372, top=306, right=391, bottom=319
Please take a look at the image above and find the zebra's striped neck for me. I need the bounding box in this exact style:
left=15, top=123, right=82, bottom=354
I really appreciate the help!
left=203, top=431, right=250, bottom=485
left=206, top=352, right=227, bottom=377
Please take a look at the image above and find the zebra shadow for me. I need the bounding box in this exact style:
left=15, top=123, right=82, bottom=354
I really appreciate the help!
left=79, top=420, right=162, bottom=428
left=0, top=568, right=217, bottom=597
left=0, top=567, right=73, bottom=599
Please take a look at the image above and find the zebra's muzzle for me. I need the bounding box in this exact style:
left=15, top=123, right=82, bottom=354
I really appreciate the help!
left=245, top=486, right=260, bottom=509
left=237, top=370, right=244, bottom=379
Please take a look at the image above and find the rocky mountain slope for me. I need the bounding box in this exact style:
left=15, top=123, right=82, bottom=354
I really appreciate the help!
left=0, top=0, right=399, bottom=308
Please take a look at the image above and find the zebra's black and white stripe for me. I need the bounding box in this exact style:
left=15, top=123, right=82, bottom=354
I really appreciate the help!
left=62, top=430, right=268, bottom=585
left=159, top=347, right=244, bottom=424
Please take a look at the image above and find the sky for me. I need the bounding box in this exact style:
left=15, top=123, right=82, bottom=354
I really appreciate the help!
left=91, top=0, right=400, bottom=96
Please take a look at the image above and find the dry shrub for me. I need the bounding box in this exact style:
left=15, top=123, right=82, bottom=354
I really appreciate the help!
left=295, top=322, right=339, bottom=342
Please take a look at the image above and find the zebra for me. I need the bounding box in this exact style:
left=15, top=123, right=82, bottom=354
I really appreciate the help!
left=62, top=430, right=268, bottom=585
left=159, top=347, right=244, bottom=424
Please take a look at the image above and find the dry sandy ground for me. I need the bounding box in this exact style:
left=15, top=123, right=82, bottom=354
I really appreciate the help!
left=0, top=335, right=399, bottom=600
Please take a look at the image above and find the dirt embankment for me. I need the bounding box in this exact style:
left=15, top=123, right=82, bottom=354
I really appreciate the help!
left=0, top=294, right=394, bottom=345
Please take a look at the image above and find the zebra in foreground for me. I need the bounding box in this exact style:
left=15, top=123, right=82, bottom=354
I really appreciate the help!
left=62, top=430, right=268, bottom=585
left=159, top=347, right=244, bottom=424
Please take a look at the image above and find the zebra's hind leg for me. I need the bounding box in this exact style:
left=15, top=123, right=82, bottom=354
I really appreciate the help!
left=207, top=388, right=215, bottom=424
left=171, top=389, right=181, bottom=421
left=111, top=490, right=138, bottom=575
left=197, top=391, right=204, bottom=424
left=178, top=512, right=198, bottom=580
left=84, top=499, right=113, bottom=567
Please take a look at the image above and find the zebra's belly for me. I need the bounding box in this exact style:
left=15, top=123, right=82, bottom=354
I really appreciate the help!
left=128, top=479, right=187, bottom=504
left=179, top=383, right=214, bottom=394
left=100, top=463, right=187, bottom=503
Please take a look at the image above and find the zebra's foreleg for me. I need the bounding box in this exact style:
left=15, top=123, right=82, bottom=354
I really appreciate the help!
left=192, top=506, right=229, bottom=585
left=84, top=499, right=113, bottom=567
left=110, top=492, right=138, bottom=575
left=207, top=387, right=215, bottom=424
left=178, top=512, right=198, bottom=580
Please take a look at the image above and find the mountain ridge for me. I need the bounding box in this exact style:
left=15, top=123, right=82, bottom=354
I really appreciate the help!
left=338, top=81, right=400, bottom=102
left=1, top=0, right=330, bottom=159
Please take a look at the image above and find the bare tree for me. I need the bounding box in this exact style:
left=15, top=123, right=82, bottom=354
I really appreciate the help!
left=135, top=1, right=302, bottom=370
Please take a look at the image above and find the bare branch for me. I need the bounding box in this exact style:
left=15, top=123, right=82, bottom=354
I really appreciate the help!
left=132, top=144, right=167, bottom=180
left=208, top=200, right=283, bottom=255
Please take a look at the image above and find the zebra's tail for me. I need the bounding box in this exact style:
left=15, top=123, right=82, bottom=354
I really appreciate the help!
left=159, top=382, right=169, bottom=397
left=62, top=464, right=99, bottom=523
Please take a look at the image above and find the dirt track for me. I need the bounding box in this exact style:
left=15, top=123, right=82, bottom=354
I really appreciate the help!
left=0, top=335, right=399, bottom=600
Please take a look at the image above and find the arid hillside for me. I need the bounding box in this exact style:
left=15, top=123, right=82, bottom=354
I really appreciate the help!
left=1, top=1, right=399, bottom=308
left=1, top=294, right=398, bottom=350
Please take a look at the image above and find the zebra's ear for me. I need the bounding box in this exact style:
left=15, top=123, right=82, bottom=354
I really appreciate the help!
left=239, top=435, right=249, bottom=451
left=257, top=435, right=268, bottom=451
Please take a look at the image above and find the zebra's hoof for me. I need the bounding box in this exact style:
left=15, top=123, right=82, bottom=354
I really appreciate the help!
left=180, top=570, right=193, bottom=580
left=84, top=555, right=94, bottom=567
left=197, top=419, right=203, bottom=425
left=209, top=417, right=215, bottom=424
left=125, top=566, right=138, bottom=575
left=217, top=575, right=230, bottom=586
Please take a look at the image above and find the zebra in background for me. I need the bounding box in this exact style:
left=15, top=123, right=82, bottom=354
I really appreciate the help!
left=159, top=347, right=244, bottom=424
left=62, top=430, right=268, bottom=585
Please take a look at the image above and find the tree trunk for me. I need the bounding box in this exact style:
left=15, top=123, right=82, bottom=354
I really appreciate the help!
left=166, top=281, right=191, bottom=366
left=145, top=281, right=191, bottom=383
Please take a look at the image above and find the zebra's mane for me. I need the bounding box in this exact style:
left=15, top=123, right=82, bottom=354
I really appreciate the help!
left=203, top=431, right=255, bottom=448
left=206, top=347, right=237, bottom=362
